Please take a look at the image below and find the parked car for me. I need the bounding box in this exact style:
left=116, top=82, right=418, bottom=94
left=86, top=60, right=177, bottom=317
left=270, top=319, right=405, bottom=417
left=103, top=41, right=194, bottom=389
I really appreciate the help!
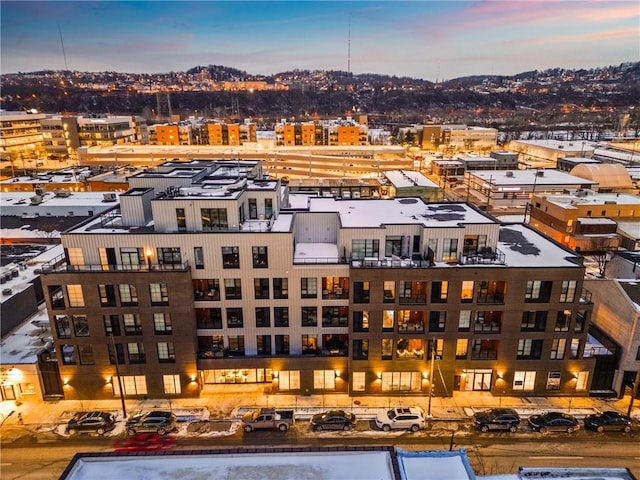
left=310, top=410, right=356, bottom=431
left=584, top=411, right=633, bottom=432
left=473, top=408, right=520, bottom=432
left=375, top=407, right=426, bottom=432
left=66, top=411, right=116, bottom=436
left=241, top=408, right=295, bottom=432
left=527, top=411, right=580, bottom=433
left=125, top=410, right=177, bottom=435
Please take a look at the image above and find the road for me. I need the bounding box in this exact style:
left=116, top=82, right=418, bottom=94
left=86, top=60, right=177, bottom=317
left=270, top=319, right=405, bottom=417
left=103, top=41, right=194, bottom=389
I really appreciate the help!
left=2, top=427, right=639, bottom=479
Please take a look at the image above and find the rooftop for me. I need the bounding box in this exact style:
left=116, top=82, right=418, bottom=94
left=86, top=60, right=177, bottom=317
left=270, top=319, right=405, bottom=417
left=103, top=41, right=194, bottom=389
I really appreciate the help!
left=470, top=169, right=597, bottom=187
left=542, top=192, right=640, bottom=208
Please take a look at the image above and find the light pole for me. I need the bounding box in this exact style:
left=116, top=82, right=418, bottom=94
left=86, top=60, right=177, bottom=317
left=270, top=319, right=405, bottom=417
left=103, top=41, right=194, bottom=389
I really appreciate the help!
left=110, top=333, right=127, bottom=418
left=427, top=338, right=435, bottom=417
left=568, top=372, right=578, bottom=413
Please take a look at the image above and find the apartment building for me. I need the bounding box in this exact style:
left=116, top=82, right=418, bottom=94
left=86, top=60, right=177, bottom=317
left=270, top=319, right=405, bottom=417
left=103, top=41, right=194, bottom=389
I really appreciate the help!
left=275, top=119, right=368, bottom=147
left=0, top=111, right=48, bottom=168
left=39, top=160, right=595, bottom=400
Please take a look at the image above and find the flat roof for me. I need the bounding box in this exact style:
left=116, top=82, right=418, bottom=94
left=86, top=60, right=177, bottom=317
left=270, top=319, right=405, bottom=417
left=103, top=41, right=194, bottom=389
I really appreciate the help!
left=384, top=170, right=439, bottom=188
left=510, top=139, right=595, bottom=153
left=307, top=198, right=495, bottom=228
left=470, top=169, right=597, bottom=187
left=542, top=192, right=640, bottom=208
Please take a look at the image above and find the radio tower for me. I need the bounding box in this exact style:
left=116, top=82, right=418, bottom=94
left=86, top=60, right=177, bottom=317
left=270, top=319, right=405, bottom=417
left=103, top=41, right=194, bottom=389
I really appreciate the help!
left=347, top=24, right=351, bottom=76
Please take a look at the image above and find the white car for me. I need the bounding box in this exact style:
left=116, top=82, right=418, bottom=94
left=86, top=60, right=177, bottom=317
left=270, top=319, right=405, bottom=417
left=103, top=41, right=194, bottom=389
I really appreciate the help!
left=375, top=407, right=426, bottom=432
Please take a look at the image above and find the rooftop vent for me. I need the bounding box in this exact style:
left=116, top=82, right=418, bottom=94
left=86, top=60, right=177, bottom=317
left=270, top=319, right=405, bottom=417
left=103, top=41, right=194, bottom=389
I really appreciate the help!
left=536, top=170, right=545, bottom=177
left=102, top=193, right=117, bottom=202
left=505, top=171, right=514, bottom=177
left=30, top=195, right=43, bottom=205
left=55, top=189, right=71, bottom=197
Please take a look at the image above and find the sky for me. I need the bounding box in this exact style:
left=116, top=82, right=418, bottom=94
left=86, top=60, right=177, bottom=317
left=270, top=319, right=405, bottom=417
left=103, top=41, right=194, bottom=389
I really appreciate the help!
left=1, top=1, right=638, bottom=81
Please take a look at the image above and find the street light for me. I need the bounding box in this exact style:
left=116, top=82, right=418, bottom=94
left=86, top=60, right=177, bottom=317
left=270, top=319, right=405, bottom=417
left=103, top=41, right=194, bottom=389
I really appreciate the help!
left=567, top=372, right=578, bottom=413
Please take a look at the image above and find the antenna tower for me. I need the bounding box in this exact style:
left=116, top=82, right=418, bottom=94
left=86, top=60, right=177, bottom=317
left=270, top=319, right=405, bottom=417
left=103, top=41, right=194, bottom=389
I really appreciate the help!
left=58, top=25, right=69, bottom=71
left=347, top=24, right=351, bottom=76
left=156, top=93, right=173, bottom=120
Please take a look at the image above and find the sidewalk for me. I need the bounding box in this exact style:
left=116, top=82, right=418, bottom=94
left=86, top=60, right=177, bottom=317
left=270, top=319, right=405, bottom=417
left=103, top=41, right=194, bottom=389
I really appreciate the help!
left=1, top=388, right=638, bottom=444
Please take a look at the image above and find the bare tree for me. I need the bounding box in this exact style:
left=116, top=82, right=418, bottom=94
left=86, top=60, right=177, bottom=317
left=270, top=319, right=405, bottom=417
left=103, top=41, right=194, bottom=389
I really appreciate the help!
left=585, top=237, right=617, bottom=277
left=35, top=223, right=60, bottom=244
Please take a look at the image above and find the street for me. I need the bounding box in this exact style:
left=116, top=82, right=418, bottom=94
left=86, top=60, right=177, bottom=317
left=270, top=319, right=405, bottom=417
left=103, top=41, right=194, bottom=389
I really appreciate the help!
left=1, top=422, right=639, bottom=479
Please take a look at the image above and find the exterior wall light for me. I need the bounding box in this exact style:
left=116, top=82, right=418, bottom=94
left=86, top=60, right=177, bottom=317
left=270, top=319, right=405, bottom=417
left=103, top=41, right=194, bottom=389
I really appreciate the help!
left=334, top=370, right=341, bottom=378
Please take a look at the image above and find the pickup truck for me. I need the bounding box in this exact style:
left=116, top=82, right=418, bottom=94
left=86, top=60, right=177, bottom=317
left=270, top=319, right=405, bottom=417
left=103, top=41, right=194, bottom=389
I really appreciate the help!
left=241, top=408, right=295, bottom=432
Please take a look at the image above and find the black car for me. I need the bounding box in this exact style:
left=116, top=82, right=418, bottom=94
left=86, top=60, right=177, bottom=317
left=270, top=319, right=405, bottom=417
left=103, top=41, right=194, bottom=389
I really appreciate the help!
left=584, top=411, right=632, bottom=433
left=126, top=410, right=177, bottom=435
left=527, top=411, right=580, bottom=433
left=66, top=411, right=116, bottom=435
left=310, top=409, right=356, bottom=431
left=473, top=408, right=520, bottom=432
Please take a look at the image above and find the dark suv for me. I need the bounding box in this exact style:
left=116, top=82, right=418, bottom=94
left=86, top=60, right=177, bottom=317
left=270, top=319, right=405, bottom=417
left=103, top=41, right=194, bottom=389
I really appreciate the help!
left=126, top=410, right=177, bottom=435
left=66, top=411, right=116, bottom=435
left=473, top=408, right=520, bottom=432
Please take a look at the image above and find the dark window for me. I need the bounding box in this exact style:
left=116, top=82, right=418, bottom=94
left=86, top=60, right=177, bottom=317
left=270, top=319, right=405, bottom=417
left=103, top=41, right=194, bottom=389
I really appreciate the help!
left=474, top=311, right=501, bottom=333
left=224, top=278, right=242, bottom=300
left=399, top=281, right=427, bottom=304
left=575, top=310, right=587, bottom=333
left=428, top=311, right=446, bottom=332
left=257, top=335, right=271, bottom=355
left=61, top=344, right=75, bottom=364
left=471, top=339, right=499, bottom=359
left=108, top=343, right=125, bottom=365
left=352, top=339, right=369, bottom=360
left=227, top=308, right=243, bottom=328
left=252, top=246, right=268, bottom=268
left=157, top=247, right=181, bottom=265
left=201, top=207, right=228, bottom=231
left=78, top=345, right=94, bottom=365
left=431, top=281, right=448, bottom=303
left=255, top=307, right=271, bottom=327
left=196, top=308, right=222, bottom=329
left=351, top=239, right=379, bottom=260
left=273, top=278, right=288, bottom=299
left=249, top=198, right=258, bottom=219
left=525, top=280, right=553, bottom=303
left=48, top=285, right=65, bottom=309
left=72, top=315, right=89, bottom=337
left=322, top=306, right=349, bottom=327
left=517, top=339, right=543, bottom=359
left=222, top=246, right=240, bottom=269
left=176, top=208, right=186, bottom=231
left=265, top=198, right=273, bottom=219
left=194, top=247, right=205, bottom=269
left=275, top=335, right=290, bottom=355
left=353, top=311, right=369, bottom=332
left=193, top=279, right=220, bottom=301
left=353, top=281, right=370, bottom=303
left=55, top=315, right=71, bottom=338
left=521, top=311, right=547, bottom=331
left=98, top=284, right=117, bottom=306
left=254, top=278, right=270, bottom=299
left=555, top=310, right=571, bottom=332
left=301, top=306, right=317, bottom=327
left=274, top=307, right=289, bottom=327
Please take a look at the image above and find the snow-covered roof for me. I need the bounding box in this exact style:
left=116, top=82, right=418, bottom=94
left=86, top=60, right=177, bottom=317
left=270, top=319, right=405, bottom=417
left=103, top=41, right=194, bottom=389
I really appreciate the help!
left=577, top=217, right=617, bottom=225
left=469, top=170, right=596, bottom=187
left=497, top=223, right=580, bottom=268
left=0, top=308, right=51, bottom=364
left=543, top=192, right=640, bottom=208
left=307, top=198, right=494, bottom=228
left=384, top=170, right=439, bottom=188
left=510, top=139, right=595, bottom=153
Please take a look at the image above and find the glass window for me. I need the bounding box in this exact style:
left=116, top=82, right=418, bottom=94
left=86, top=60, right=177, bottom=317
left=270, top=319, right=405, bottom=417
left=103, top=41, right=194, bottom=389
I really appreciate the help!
left=352, top=372, right=366, bottom=392
left=127, top=343, right=146, bottom=363
left=114, top=375, right=147, bottom=396
left=98, top=284, right=117, bottom=306
left=62, top=344, right=76, bottom=364
left=301, top=307, right=317, bottom=327
left=381, top=338, right=393, bottom=360
left=383, top=281, right=395, bottom=303
left=254, top=278, right=270, bottom=299
left=163, top=374, right=182, bottom=394
left=352, top=339, right=369, bottom=360
left=517, top=339, right=543, bottom=359
left=118, top=284, right=138, bottom=305
left=301, top=277, right=317, bottom=298
left=123, top=314, right=143, bottom=335
left=194, top=247, right=205, bottom=269
left=273, top=278, right=288, bottom=299
left=431, top=281, right=448, bottom=303
left=176, top=208, right=186, bottom=232
left=353, top=281, right=370, bottom=303
left=252, top=246, right=268, bottom=268
left=66, top=285, right=84, bottom=307
left=103, top=314, right=120, bottom=336
left=383, top=310, right=395, bottom=331
left=149, top=283, right=169, bottom=304
left=256, top=307, right=271, bottom=327
left=201, top=207, right=228, bottom=231
left=555, top=310, right=571, bottom=332
left=513, top=371, right=536, bottom=391
left=456, top=339, right=468, bottom=359
left=550, top=338, right=566, bottom=359
left=442, top=238, right=458, bottom=262
left=157, top=342, right=176, bottom=363
left=458, top=310, right=471, bottom=331
left=275, top=335, right=289, bottom=355
left=559, top=280, right=577, bottom=303
left=384, top=236, right=402, bottom=257
left=55, top=315, right=71, bottom=338
left=227, top=308, right=244, bottom=328
left=274, top=307, right=289, bottom=327
left=222, top=246, right=240, bottom=268
left=521, top=311, right=547, bottom=331
left=461, top=281, right=474, bottom=302
left=157, top=247, right=181, bottom=265
left=351, top=239, right=380, bottom=260
left=72, top=315, right=89, bottom=337
left=153, top=313, right=172, bottom=334
left=224, top=278, right=242, bottom=300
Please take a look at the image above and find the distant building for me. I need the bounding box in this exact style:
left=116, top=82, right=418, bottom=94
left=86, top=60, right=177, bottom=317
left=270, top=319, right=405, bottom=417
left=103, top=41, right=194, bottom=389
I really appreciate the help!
left=528, top=190, right=640, bottom=252
left=0, top=111, right=48, bottom=169
left=569, top=163, right=634, bottom=194
left=507, top=140, right=594, bottom=169
left=275, top=118, right=368, bottom=147
left=420, top=125, right=497, bottom=153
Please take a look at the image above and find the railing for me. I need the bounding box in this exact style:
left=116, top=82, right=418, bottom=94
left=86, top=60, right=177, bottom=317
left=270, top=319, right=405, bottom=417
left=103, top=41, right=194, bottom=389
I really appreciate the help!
left=579, top=288, right=592, bottom=304
left=460, top=247, right=506, bottom=265
left=43, top=261, right=190, bottom=273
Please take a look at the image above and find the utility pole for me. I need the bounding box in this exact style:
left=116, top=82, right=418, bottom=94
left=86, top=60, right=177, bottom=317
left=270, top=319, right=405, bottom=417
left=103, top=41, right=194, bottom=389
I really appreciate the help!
left=427, top=338, right=435, bottom=417
left=110, top=333, right=127, bottom=418
left=627, top=369, right=640, bottom=418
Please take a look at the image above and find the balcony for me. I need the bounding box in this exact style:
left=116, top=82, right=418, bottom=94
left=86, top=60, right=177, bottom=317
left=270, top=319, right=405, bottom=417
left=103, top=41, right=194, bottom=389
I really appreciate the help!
left=42, top=259, right=190, bottom=273
left=460, top=247, right=506, bottom=265
left=579, top=287, right=592, bottom=304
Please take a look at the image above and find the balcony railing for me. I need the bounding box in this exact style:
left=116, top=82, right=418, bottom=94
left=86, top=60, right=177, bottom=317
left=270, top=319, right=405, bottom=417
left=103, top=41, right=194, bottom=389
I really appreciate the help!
left=42, top=259, right=190, bottom=273
left=460, top=247, right=506, bottom=265
left=579, top=288, right=592, bottom=304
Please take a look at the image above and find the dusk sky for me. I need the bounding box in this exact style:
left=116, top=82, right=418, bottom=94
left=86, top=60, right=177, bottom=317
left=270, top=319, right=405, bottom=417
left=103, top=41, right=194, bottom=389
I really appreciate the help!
left=1, top=1, right=638, bottom=81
